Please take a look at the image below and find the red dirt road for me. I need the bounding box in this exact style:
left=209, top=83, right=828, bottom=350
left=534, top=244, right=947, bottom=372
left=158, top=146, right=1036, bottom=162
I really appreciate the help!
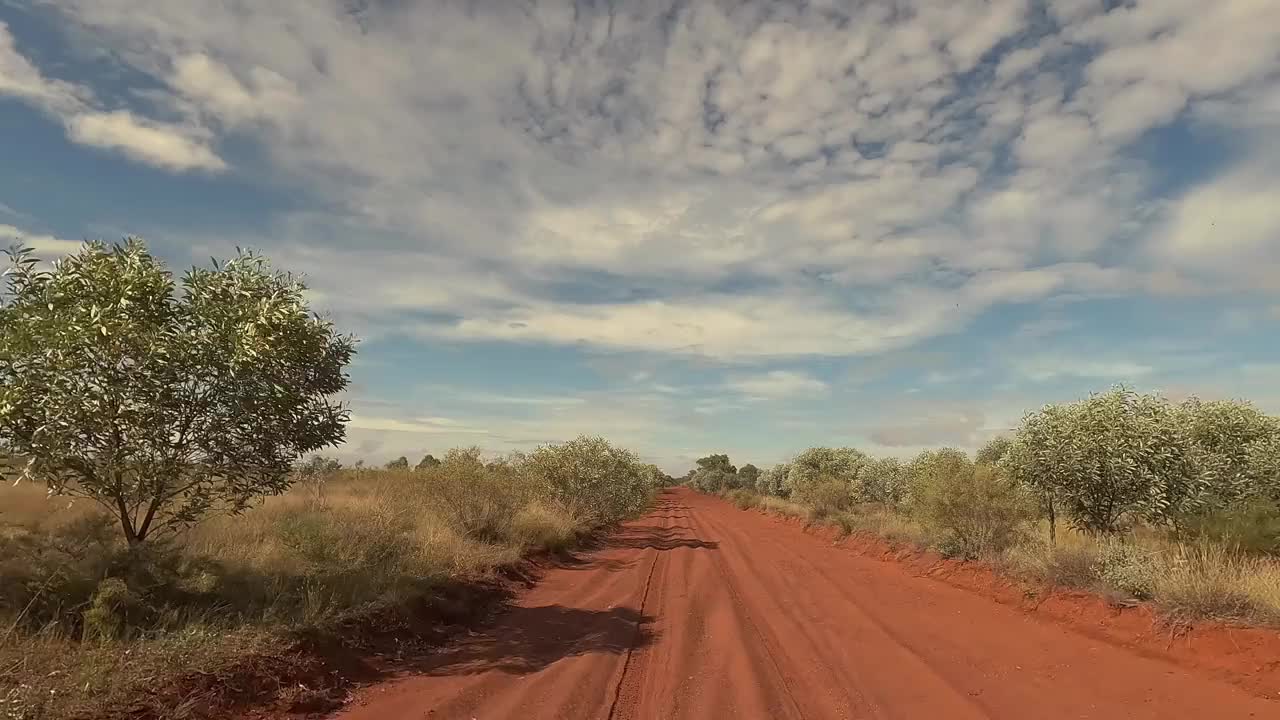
left=333, top=489, right=1277, bottom=719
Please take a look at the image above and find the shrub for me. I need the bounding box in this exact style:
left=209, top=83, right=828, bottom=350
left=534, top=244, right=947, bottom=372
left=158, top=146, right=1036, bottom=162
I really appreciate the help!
left=509, top=501, right=580, bottom=552
left=912, top=463, right=1034, bottom=559
left=519, top=436, right=653, bottom=525
left=787, top=447, right=865, bottom=506
left=805, top=479, right=853, bottom=520
left=1092, top=541, right=1160, bottom=600
left=423, top=449, right=528, bottom=542
left=725, top=489, right=760, bottom=510
left=757, top=463, right=790, bottom=497
left=858, top=457, right=907, bottom=505
left=975, top=436, right=1012, bottom=466
left=1181, top=500, right=1280, bottom=555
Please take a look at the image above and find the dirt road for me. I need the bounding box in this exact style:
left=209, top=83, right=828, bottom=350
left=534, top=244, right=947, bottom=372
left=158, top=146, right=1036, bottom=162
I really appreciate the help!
left=333, top=489, right=1276, bottom=719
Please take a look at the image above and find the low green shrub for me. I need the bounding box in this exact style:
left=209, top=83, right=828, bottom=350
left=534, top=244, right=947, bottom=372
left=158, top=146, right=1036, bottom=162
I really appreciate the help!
left=912, top=464, right=1034, bottom=559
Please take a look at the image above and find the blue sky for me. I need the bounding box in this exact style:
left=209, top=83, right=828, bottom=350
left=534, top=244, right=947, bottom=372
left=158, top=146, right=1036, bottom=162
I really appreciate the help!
left=2, top=0, right=1278, bottom=473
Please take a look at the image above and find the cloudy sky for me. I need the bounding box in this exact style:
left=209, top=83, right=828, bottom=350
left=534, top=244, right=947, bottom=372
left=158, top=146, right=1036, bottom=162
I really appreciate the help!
left=2, top=0, right=1278, bottom=472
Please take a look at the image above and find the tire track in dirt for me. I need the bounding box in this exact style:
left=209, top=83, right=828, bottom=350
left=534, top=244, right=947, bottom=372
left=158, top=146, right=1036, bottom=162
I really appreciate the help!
left=329, top=489, right=1279, bottom=720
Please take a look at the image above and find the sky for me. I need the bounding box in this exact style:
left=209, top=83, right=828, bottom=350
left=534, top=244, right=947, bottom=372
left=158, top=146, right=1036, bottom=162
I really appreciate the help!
left=1, top=0, right=1278, bottom=473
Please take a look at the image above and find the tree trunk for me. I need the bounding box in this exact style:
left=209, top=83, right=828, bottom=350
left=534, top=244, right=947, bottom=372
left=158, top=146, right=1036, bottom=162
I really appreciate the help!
left=1047, top=495, right=1057, bottom=547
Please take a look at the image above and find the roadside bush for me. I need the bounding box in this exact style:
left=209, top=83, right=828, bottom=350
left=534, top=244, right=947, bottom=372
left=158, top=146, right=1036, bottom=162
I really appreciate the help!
left=787, top=447, right=865, bottom=506
left=509, top=501, right=581, bottom=552
left=757, top=463, right=790, bottom=497
left=912, top=463, right=1034, bottom=559
left=1181, top=500, right=1280, bottom=555
left=423, top=448, right=529, bottom=542
left=805, top=479, right=853, bottom=520
left=725, top=488, right=760, bottom=510
left=519, top=436, right=654, bottom=525
left=858, top=457, right=907, bottom=505
left=1092, top=541, right=1160, bottom=600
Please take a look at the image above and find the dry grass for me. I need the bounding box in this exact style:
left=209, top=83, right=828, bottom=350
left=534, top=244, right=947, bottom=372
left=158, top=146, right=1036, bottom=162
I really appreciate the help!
left=0, top=462, right=607, bottom=720
left=755, top=496, right=808, bottom=519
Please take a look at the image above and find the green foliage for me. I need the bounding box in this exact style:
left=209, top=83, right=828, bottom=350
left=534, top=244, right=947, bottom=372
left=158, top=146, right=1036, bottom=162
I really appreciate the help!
left=904, top=447, right=971, bottom=509
left=786, top=447, right=866, bottom=505
left=858, top=456, right=907, bottom=505
left=0, top=240, right=354, bottom=544
left=805, top=480, right=853, bottom=520
left=1182, top=500, right=1280, bottom=555
left=975, top=435, right=1012, bottom=466
left=911, top=463, right=1034, bottom=559
left=738, top=463, right=761, bottom=491
left=1004, top=387, right=1280, bottom=535
left=519, top=436, right=654, bottom=524
left=385, top=456, right=410, bottom=470
left=1092, top=541, right=1160, bottom=600
left=415, top=453, right=441, bottom=471
left=756, top=463, right=790, bottom=497
left=690, top=453, right=738, bottom=492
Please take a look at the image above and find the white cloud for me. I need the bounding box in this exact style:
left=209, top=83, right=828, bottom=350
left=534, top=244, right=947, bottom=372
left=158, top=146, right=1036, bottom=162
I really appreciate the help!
left=347, top=415, right=488, bottom=435
left=727, top=371, right=828, bottom=399
left=1154, top=157, right=1280, bottom=287
left=0, top=224, right=83, bottom=256
left=67, top=111, right=225, bottom=172
left=0, top=21, right=83, bottom=113
left=1013, top=356, right=1155, bottom=382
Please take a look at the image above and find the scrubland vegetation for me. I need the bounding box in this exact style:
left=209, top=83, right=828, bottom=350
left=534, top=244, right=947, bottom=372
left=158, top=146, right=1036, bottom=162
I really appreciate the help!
left=0, top=441, right=664, bottom=718
left=699, top=386, right=1280, bottom=627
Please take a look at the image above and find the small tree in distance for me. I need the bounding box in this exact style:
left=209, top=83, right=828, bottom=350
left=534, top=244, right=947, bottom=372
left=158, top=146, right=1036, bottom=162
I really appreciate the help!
left=0, top=240, right=354, bottom=545
left=386, top=456, right=410, bottom=470
left=416, top=454, right=441, bottom=471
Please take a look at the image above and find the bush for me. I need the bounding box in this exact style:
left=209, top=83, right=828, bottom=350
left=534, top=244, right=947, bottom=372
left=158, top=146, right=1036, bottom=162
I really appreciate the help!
left=509, top=501, right=580, bottom=552
left=858, top=457, right=907, bottom=505
left=1092, top=541, right=1160, bottom=600
left=725, top=489, right=760, bottom=510
left=423, top=449, right=528, bottom=542
left=912, top=463, right=1034, bottom=559
left=787, top=448, right=865, bottom=506
left=519, top=436, right=654, bottom=525
left=1181, top=500, right=1280, bottom=555
left=757, top=463, right=790, bottom=497
left=805, top=479, right=853, bottom=520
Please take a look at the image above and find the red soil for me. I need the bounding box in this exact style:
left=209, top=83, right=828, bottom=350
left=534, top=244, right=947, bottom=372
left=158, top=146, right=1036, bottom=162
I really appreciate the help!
left=330, top=488, right=1280, bottom=719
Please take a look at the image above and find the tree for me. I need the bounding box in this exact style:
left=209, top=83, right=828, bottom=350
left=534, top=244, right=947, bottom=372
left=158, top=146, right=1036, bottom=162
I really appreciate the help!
left=416, top=453, right=441, bottom=471
left=1004, top=387, right=1182, bottom=536
left=520, top=436, right=652, bottom=523
left=0, top=240, right=353, bottom=545
left=690, top=453, right=737, bottom=492
left=738, top=463, right=761, bottom=490
left=1174, top=398, right=1280, bottom=517
left=859, top=456, right=907, bottom=505
left=385, top=456, right=409, bottom=470
left=757, top=463, right=790, bottom=497
left=786, top=447, right=866, bottom=505
left=975, top=436, right=1012, bottom=466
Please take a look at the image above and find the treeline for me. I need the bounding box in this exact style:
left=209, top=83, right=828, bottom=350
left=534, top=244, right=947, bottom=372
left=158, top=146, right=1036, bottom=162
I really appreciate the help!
left=689, top=387, right=1280, bottom=557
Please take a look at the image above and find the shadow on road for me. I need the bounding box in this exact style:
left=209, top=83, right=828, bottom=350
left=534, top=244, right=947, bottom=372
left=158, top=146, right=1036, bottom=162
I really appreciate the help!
left=418, top=605, right=656, bottom=676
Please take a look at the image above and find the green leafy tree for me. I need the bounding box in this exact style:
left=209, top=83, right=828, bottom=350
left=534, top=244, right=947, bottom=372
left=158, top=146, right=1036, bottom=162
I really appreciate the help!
left=1175, top=397, right=1280, bottom=516
left=1004, top=387, right=1186, bottom=536
left=0, top=240, right=353, bottom=545
left=690, top=453, right=738, bottom=492
left=786, top=447, right=866, bottom=505
left=385, top=456, right=410, bottom=470
left=858, top=456, right=907, bottom=505
left=520, top=436, right=652, bottom=523
left=416, top=453, right=441, bottom=471
left=975, top=436, right=1012, bottom=466
left=757, top=463, right=790, bottom=497
left=738, top=463, right=761, bottom=490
